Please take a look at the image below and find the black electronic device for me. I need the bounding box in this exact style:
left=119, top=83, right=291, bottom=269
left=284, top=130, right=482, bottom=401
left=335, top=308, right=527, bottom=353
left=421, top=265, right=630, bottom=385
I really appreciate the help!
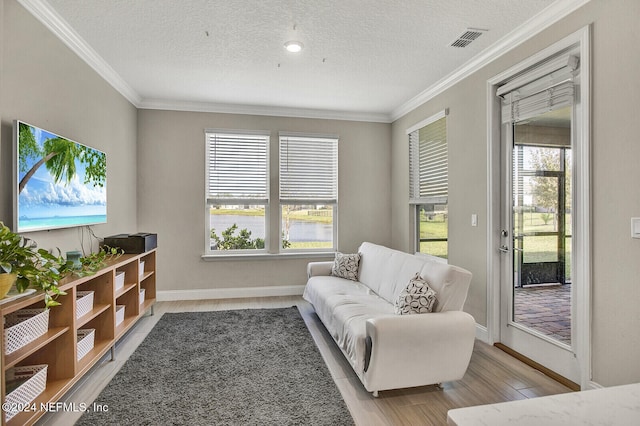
left=103, top=233, right=157, bottom=254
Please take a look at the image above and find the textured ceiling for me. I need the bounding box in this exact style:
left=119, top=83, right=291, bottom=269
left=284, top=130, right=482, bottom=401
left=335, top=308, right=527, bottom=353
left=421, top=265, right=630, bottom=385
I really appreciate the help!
left=43, top=0, right=560, bottom=120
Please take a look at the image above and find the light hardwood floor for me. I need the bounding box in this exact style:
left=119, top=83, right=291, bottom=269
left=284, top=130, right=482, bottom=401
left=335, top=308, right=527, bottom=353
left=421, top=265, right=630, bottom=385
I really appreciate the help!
left=37, top=297, right=571, bottom=426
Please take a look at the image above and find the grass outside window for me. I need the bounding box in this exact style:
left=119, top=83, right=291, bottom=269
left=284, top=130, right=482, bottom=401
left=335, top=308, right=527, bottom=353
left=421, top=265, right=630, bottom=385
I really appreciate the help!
left=418, top=208, right=448, bottom=259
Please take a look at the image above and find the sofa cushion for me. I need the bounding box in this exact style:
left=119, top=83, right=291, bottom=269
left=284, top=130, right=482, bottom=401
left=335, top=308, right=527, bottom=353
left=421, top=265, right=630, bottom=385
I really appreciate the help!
left=395, top=273, right=438, bottom=314
left=303, top=276, right=394, bottom=374
left=417, top=262, right=472, bottom=312
left=357, top=242, right=472, bottom=312
left=331, top=252, right=361, bottom=281
left=357, top=242, right=427, bottom=303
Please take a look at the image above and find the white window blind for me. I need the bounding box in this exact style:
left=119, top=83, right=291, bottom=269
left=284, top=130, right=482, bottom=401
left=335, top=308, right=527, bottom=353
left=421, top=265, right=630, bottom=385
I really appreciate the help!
left=206, top=131, right=268, bottom=202
left=499, top=53, right=579, bottom=124
left=279, top=134, right=338, bottom=203
left=409, top=116, right=448, bottom=204
left=501, top=80, right=574, bottom=124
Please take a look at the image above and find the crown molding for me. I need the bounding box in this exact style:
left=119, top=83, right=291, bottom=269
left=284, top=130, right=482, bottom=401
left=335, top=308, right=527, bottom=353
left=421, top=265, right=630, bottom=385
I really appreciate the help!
left=390, top=0, right=591, bottom=121
left=20, top=0, right=589, bottom=124
left=138, top=98, right=392, bottom=123
left=18, top=0, right=141, bottom=105
left=18, top=0, right=391, bottom=123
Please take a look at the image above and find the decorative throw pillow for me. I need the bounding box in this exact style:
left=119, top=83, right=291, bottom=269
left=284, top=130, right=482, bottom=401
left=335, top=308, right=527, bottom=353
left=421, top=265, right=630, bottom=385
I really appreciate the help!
left=395, top=273, right=438, bottom=314
left=331, top=252, right=361, bottom=281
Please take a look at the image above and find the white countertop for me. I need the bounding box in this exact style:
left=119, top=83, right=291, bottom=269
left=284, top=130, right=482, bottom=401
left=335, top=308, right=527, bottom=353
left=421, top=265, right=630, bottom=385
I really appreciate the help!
left=447, top=383, right=640, bottom=425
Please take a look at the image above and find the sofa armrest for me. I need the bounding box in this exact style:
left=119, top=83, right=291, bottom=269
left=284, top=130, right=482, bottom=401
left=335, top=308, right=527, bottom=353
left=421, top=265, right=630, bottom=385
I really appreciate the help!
left=363, top=311, right=476, bottom=392
left=307, top=261, right=334, bottom=278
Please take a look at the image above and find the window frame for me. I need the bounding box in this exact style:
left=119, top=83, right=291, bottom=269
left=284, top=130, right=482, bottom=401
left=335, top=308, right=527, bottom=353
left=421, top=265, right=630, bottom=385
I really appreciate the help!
left=204, top=129, right=270, bottom=255
left=408, top=110, right=449, bottom=258
left=278, top=132, right=338, bottom=253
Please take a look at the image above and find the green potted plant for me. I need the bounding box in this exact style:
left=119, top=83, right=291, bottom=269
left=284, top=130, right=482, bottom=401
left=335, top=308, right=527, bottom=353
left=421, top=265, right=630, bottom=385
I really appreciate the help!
left=0, top=222, right=66, bottom=308
left=65, top=247, right=123, bottom=278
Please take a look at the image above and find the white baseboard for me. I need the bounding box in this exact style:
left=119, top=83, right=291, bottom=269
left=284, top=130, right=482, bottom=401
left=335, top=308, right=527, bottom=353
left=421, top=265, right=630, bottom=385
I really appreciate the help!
left=475, top=323, right=489, bottom=343
left=157, top=285, right=306, bottom=302
left=586, top=381, right=603, bottom=390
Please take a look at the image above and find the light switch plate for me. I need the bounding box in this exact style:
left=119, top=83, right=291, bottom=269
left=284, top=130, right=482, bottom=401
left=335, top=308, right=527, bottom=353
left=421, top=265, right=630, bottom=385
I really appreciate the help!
left=631, top=218, right=640, bottom=238
left=471, top=214, right=478, bottom=227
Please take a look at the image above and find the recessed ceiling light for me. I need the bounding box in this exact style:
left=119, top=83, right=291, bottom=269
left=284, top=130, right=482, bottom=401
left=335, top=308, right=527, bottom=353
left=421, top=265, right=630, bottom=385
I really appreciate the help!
left=284, top=41, right=304, bottom=53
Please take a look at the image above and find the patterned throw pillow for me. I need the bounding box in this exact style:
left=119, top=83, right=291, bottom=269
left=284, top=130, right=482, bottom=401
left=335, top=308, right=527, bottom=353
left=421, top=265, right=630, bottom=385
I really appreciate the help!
left=395, top=273, right=438, bottom=314
left=331, top=252, right=361, bottom=281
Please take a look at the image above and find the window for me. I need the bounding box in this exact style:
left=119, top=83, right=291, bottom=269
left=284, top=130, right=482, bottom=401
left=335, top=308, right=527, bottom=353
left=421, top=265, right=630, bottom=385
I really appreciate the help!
left=279, top=133, right=338, bottom=251
left=408, top=111, right=448, bottom=258
left=205, top=131, right=269, bottom=253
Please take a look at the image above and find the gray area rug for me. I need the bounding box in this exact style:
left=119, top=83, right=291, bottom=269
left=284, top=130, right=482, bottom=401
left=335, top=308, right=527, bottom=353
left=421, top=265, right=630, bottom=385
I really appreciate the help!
left=76, top=307, right=353, bottom=425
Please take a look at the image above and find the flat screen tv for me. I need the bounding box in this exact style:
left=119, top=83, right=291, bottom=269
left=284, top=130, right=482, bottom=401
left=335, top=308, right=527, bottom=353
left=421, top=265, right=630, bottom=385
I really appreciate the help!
left=13, top=120, right=107, bottom=232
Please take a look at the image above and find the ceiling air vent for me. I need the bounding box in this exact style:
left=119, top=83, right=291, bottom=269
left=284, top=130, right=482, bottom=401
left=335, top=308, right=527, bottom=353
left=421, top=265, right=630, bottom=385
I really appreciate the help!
left=450, top=28, right=487, bottom=48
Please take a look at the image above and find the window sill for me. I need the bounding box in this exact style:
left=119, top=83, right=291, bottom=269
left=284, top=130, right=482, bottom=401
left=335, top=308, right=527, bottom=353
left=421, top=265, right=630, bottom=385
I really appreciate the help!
left=201, top=251, right=335, bottom=261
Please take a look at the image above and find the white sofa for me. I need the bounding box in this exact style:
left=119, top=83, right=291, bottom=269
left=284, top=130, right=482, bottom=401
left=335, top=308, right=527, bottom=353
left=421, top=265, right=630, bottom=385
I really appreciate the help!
left=303, top=242, right=476, bottom=396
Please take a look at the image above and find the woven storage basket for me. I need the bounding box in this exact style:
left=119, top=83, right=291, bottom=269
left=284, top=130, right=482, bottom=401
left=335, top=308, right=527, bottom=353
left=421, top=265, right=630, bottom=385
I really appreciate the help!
left=4, top=309, right=50, bottom=355
left=76, top=291, right=94, bottom=319
left=115, top=305, right=125, bottom=326
left=139, top=288, right=146, bottom=305
left=4, top=364, right=48, bottom=421
left=115, top=271, right=125, bottom=291
left=76, top=328, right=95, bottom=361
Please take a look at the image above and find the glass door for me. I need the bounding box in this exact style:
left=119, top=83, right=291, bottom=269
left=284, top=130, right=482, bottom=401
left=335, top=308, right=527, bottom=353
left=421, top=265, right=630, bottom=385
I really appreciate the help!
left=500, top=106, right=580, bottom=383
left=513, top=125, right=571, bottom=344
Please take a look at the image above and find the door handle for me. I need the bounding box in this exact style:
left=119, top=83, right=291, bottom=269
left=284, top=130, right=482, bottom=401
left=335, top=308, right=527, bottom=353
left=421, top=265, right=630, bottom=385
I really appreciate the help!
left=499, top=245, right=509, bottom=253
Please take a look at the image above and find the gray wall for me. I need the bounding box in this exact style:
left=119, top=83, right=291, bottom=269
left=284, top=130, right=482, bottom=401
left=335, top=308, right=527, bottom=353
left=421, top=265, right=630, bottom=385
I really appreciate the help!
left=0, top=0, right=138, bottom=253
left=0, top=1, right=3, bottom=160
left=137, top=109, right=391, bottom=292
left=391, top=0, right=640, bottom=387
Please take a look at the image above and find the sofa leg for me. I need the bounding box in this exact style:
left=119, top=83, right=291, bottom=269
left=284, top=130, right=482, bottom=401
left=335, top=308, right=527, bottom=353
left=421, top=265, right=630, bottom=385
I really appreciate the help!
left=372, top=390, right=379, bottom=398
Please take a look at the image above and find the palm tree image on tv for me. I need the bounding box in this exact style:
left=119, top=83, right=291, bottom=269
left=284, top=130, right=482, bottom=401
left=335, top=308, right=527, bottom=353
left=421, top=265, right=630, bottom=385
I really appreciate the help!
left=16, top=122, right=107, bottom=232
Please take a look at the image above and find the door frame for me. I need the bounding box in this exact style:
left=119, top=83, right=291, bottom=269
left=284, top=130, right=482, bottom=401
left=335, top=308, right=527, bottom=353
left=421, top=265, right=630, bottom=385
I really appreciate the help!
left=486, top=26, right=592, bottom=389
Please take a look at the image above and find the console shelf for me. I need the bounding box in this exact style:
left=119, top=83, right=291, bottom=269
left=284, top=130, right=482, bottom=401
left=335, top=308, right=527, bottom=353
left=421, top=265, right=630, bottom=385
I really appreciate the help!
left=76, top=304, right=110, bottom=328
left=115, top=282, right=137, bottom=299
left=4, top=327, right=69, bottom=369
left=0, top=249, right=156, bottom=426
